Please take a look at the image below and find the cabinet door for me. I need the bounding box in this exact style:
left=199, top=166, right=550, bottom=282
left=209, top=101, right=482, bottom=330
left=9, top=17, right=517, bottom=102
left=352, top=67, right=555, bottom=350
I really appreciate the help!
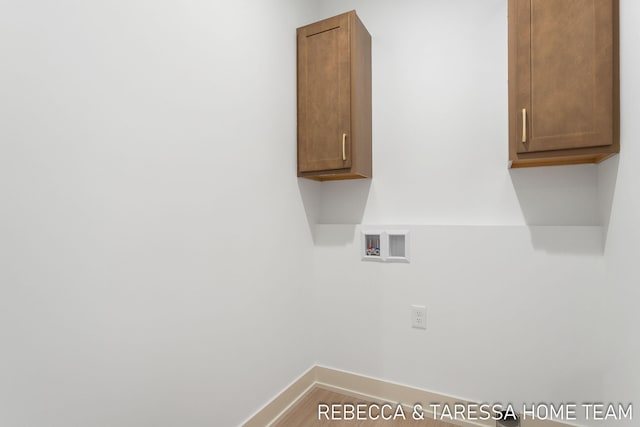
left=513, top=0, right=615, bottom=154
left=297, top=13, right=352, bottom=173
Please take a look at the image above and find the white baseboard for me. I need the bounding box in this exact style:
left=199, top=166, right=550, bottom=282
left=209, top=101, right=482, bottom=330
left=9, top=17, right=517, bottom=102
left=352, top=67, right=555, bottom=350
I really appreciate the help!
left=242, top=365, right=576, bottom=427
left=241, top=366, right=317, bottom=427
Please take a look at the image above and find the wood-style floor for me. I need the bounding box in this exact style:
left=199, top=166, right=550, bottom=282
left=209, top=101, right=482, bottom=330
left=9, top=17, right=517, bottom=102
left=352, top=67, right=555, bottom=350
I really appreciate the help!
left=272, top=387, right=459, bottom=427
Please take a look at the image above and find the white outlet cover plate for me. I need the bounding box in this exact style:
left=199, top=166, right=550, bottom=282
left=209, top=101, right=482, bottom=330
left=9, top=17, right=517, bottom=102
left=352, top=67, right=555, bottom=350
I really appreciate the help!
left=411, top=305, right=426, bottom=330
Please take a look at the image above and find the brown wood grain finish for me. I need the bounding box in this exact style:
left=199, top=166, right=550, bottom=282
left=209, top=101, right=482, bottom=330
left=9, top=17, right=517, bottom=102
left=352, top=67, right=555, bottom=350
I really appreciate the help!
left=350, top=12, right=373, bottom=179
left=509, top=0, right=619, bottom=167
left=298, top=13, right=351, bottom=173
left=273, top=387, right=459, bottom=427
left=297, top=11, right=372, bottom=180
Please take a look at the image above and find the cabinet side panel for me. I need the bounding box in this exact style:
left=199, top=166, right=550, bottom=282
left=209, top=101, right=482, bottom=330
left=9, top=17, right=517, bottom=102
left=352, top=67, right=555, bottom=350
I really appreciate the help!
left=612, top=0, right=620, bottom=154
left=351, top=13, right=372, bottom=178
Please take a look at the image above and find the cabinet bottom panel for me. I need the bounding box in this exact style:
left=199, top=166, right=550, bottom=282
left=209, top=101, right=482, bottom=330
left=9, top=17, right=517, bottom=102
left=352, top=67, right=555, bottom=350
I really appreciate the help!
left=298, top=169, right=370, bottom=181
left=510, top=152, right=617, bottom=168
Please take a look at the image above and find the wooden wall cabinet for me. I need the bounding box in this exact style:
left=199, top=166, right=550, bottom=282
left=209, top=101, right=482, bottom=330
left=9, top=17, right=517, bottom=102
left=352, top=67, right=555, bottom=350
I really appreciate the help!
left=297, top=11, right=372, bottom=180
left=508, top=0, right=619, bottom=168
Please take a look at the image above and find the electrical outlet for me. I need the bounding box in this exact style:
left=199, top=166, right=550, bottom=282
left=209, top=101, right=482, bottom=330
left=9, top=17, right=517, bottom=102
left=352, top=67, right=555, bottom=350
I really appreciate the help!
left=411, top=305, right=426, bottom=329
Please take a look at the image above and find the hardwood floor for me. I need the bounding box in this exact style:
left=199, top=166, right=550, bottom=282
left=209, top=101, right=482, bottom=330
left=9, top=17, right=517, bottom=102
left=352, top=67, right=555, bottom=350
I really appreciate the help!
left=272, top=387, right=459, bottom=427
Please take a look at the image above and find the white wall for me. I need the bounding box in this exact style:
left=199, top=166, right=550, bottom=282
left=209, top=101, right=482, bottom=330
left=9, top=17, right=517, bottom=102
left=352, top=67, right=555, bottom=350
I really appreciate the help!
left=314, top=225, right=606, bottom=424
left=316, top=0, right=600, bottom=226
left=599, top=0, right=640, bottom=425
left=309, top=1, right=636, bottom=426
left=1, top=1, right=636, bottom=426
left=0, top=1, right=320, bottom=426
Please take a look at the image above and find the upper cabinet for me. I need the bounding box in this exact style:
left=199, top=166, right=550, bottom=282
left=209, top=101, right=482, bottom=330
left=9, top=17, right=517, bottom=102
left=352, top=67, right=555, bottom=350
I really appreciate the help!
left=508, top=0, right=619, bottom=168
left=297, top=11, right=372, bottom=180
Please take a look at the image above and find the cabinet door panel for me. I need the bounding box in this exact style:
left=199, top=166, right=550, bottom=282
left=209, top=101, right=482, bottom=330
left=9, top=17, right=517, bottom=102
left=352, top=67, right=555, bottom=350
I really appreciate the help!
left=515, top=0, right=614, bottom=154
left=297, top=14, right=351, bottom=173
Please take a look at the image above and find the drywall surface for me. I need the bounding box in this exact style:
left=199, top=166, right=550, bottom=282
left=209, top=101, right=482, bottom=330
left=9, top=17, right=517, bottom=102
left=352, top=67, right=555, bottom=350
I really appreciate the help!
left=313, top=225, right=606, bottom=426
left=309, top=2, right=636, bottom=426
left=599, top=1, right=640, bottom=425
left=0, top=1, right=319, bottom=426
left=316, top=0, right=600, bottom=226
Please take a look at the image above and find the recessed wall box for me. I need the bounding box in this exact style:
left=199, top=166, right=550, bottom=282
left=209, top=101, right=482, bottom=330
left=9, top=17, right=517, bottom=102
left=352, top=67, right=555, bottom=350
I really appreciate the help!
left=386, top=230, right=410, bottom=262
left=361, top=229, right=410, bottom=262
left=362, top=231, right=382, bottom=260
